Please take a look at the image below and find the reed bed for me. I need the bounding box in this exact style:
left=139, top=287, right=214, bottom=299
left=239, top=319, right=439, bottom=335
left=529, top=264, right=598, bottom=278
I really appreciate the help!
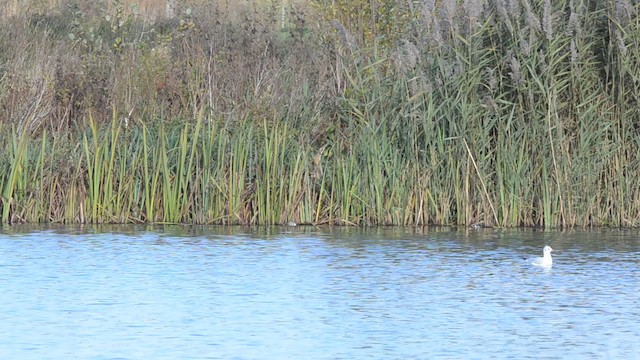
left=1, top=0, right=640, bottom=227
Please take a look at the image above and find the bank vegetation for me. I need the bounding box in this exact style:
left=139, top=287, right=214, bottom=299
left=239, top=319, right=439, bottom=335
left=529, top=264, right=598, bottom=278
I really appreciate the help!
left=1, top=0, right=639, bottom=227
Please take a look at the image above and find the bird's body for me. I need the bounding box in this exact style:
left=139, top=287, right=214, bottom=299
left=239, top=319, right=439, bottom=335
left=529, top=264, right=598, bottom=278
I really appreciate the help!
left=529, top=246, right=553, bottom=267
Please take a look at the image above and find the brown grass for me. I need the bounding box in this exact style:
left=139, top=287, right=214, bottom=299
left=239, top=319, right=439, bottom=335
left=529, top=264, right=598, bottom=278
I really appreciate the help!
left=0, top=0, right=324, bottom=133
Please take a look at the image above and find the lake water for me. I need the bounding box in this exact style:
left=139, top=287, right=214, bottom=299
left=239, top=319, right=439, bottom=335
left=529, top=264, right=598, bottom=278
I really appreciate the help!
left=0, top=225, right=639, bottom=359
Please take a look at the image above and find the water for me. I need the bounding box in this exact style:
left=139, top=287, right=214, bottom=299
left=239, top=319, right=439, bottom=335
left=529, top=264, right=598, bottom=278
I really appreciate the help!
left=0, top=225, right=639, bottom=359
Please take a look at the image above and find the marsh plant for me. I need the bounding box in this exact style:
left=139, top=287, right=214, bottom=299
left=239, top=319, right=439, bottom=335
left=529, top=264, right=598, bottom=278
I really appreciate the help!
left=1, top=0, right=640, bottom=227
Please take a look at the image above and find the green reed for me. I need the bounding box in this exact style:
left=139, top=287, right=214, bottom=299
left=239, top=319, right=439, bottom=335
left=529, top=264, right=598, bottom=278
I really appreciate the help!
left=2, top=0, right=640, bottom=227
left=2, top=125, right=30, bottom=223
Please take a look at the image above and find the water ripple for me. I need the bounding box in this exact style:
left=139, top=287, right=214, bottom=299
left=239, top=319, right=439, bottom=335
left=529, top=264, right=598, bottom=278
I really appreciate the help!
left=0, top=227, right=639, bottom=359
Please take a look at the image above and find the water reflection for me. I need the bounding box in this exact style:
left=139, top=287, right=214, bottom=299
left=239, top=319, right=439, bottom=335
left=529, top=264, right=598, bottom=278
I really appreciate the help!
left=0, top=226, right=639, bottom=359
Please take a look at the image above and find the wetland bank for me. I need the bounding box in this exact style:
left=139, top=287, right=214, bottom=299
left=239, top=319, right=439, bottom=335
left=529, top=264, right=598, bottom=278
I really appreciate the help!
left=1, top=0, right=640, bottom=227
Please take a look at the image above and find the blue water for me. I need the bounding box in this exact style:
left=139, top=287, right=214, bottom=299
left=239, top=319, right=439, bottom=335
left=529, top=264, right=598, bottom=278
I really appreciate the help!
left=0, top=226, right=639, bottom=359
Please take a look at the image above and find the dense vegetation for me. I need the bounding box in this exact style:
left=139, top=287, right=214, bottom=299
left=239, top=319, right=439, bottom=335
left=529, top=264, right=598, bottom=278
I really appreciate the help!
left=1, top=0, right=639, bottom=227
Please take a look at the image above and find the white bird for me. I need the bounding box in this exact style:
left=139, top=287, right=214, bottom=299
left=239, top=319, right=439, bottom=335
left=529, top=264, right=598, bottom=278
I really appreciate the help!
left=528, top=246, right=554, bottom=267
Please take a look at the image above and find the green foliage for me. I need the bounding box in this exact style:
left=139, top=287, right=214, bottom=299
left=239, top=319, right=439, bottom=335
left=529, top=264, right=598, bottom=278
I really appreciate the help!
left=2, top=0, right=640, bottom=227
left=313, top=0, right=415, bottom=48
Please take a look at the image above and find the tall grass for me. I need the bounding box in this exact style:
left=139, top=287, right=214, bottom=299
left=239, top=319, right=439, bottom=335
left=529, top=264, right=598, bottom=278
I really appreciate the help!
left=1, top=0, right=640, bottom=227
